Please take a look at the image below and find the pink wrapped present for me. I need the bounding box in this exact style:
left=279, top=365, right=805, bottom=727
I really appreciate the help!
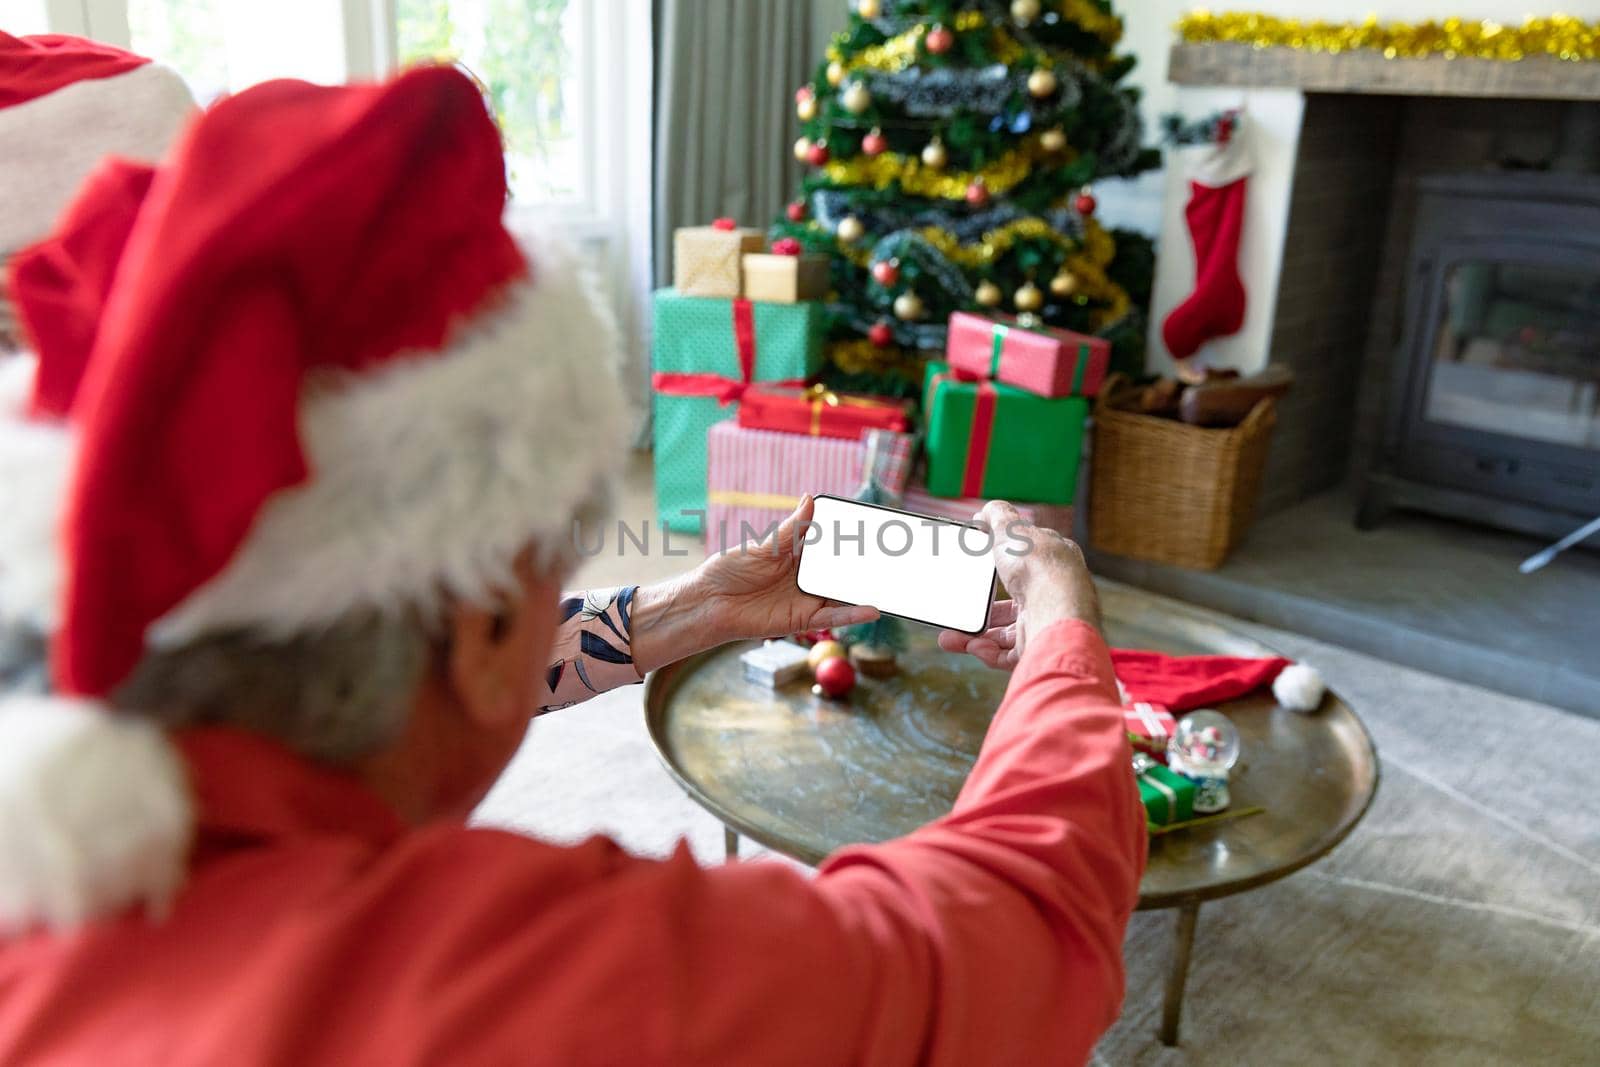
left=946, top=311, right=1109, bottom=398
left=900, top=481, right=1075, bottom=537
left=1124, top=701, right=1177, bottom=759
left=705, top=423, right=915, bottom=556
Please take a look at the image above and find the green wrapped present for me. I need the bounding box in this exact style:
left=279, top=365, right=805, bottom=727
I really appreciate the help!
left=922, top=361, right=1087, bottom=504
left=1134, top=753, right=1196, bottom=828
left=652, top=291, right=824, bottom=534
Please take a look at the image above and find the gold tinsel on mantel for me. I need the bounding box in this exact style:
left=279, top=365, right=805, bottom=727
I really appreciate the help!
left=1176, top=11, right=1600, bottom=63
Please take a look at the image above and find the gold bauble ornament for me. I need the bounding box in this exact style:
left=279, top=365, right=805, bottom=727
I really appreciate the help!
left=921, top=137, right=947, bottom=170
left=1027, top=68, right=1058, bottom=98
left=796, top=95, right=818, bottom=122
left=807, top=640, right=847, bottom=670
left=856, top=0, right=881, bottom=18
left=1050, top=270, right=1080, bottom=297
left=1013, top=281, right=1044, bottom=312
left=793, top=136, right=813, bottom=163
left=836, top=215, right=865, bottom=243
left=1040, top=127, right=1067, bottom=153
left=826, top=60, right=846, bottom=87
left=1011, top=0, right=1042, bottom=26
left=975, top=280, right=1002, bottom=307
left=841, top=81, right=872, bottom=115
left=893, top=290, right=926, bottom=321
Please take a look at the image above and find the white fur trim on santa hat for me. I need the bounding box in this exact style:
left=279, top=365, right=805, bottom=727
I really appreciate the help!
left=151, top=230, right=628, bottom=646
left=0, top=355, right=73, bottom=632
left=0, top=696, right=193, bottom=934
left=0, top=62, right=195, bottom=253
left=1273, top=662, right=1326, bottom=714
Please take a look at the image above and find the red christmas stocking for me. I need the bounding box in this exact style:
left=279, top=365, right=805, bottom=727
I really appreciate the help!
left=1162, top=115, right=1253, bottom=361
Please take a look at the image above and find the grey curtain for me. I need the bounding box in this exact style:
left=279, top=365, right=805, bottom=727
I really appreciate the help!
left=652, top=0, right=839, bottom=287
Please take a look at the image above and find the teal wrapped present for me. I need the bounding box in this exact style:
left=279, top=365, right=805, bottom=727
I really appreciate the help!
left=652, top=290, right=824, bottom=534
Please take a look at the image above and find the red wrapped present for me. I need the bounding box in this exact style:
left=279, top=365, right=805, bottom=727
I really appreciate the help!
left=705, top=423, right=915, bottom=556
left=1123, top=701, right=1177, bottom=759
left=738, top=383, right=912, bottom=441
left=901, top=480, right=1074, bottom=537
left=946, top=311, right=1109, bottom=398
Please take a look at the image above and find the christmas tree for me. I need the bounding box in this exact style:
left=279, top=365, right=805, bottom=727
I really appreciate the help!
left=772, top=0, right=1158, bottom=395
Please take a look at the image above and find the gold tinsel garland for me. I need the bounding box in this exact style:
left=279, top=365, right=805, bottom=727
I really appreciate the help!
left=1176, top=11, right=1600, bottom=62
left=822, top=134, right=1063, bottom=200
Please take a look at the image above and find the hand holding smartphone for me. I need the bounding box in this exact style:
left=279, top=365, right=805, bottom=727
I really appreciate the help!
left=795, top=495, right=998, bottom=634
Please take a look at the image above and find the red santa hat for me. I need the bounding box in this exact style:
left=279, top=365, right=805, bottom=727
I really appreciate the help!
left=1111, top=649, right=1326, bottom=714
left=0, top=65, right=628, bottom=933
left=0, top=33, right=195, bottom=254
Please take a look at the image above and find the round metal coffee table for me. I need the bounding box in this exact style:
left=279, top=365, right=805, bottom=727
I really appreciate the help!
left=644, top=585, right=1378, bottom=1045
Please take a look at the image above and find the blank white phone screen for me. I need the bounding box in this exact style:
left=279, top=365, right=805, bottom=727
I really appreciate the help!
left=796, top=496, right=996, bottom=634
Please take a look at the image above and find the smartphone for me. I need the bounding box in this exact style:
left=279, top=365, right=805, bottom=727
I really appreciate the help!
left=796, top=495, right=997, bottom=634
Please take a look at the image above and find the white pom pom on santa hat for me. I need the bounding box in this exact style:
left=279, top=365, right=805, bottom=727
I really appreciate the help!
left=0, top=697, right=192, bottom=935
left=1273, top=662, right=1326, bottom=713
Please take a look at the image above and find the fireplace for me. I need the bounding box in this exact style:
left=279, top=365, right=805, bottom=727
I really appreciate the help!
left=1361, top=172, right=1600, bottom=536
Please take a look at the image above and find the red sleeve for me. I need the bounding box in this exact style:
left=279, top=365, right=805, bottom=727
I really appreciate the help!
left=671, top=619, right=1147, bottom=1065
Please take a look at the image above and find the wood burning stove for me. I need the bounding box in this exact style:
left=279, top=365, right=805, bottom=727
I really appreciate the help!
left=1361, top=172, right=1600, bottom=540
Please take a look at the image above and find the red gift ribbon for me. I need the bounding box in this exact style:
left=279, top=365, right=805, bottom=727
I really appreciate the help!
left=652, top=299, right=804, bottom=405
left=932, top=370, right=998, bottom=497
left=712, top=217, right=736, bottom=230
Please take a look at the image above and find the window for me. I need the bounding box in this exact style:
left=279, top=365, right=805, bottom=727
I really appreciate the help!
left=126, top=0, right=344, bottom=104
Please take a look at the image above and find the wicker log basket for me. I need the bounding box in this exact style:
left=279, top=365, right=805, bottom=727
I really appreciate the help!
left=1088, top=373, right=1276, bottom=570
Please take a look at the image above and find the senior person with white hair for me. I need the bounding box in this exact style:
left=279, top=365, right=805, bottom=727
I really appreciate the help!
left=0, top=66, right=1144, bottom=1065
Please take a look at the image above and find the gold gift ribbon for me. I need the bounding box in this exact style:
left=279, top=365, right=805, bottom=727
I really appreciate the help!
left=801, top=384, right=898, bottom=437
left=707, top=490, right=802, bottom=510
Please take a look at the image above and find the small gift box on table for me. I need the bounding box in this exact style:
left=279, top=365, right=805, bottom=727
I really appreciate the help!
left=652, top=290, right=825, bottom=535
left=739, top=383, right=912, bottom=441
left=923, top=361, right=1088, bottom=505
left=743, top=238, right=829, bottom=303
left=1135, top=753, right=1196, bottom=829
left=946, top=311, right=1109, bottom=398
left=674, top=218, right=766, bottom=298
left=1124, top=702, right=1177, bottom=761
left=704, top=423, right=915, bottom=555
left=900, top=482, right=1074, bottom=537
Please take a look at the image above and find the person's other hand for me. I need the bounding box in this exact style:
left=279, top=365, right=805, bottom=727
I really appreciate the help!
left=696, top=495, right=879, bottom=642
left=937, top=500, right=1100, bottom=671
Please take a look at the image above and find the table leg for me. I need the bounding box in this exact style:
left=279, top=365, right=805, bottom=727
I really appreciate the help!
left=1159, top=902, right=1200, bottom=1047
left=724, top=826, right=740, bottom=862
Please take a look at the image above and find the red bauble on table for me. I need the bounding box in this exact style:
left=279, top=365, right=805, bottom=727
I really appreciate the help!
left=925, top=24, right=954, bottom=54
left=807, top=140, right=831, bottom=166
left=870, top=258, right=900, bottom=286
left=813, top=655, right=856, bottom=698
left=965, top=179, right=989, bottom=207
left=867, top=320, right=894, bottom=347
left=1074, top=190, right=1097, bottom=215
left=861, top=127, right=888, bottom=156
left=785, top=199, right=807, bottom=222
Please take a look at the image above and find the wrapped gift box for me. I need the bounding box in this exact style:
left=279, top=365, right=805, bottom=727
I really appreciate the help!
left=900, top=482, right=1074, bottom=536
left=743, top=252, right=830, bottom=303
left=947, top=311, right=1110, bottom=398
left=653, top=291, right=825, bottom=535
left=1124, top=702, right=1177, bottom=760
left=673, top=220, right=766, bottom=298
left=1135, top=753, right=1196, bottom=828
left=738, top=384, right=912, bottom=441
left=704, top=422, right=914, bottom=556
left=922, top=361, right=1088, bottom=505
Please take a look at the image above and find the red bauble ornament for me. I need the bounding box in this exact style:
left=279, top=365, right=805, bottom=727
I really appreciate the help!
left=807, top=140, right=831, bottom=166
left=795, top=85, right=814, bottom=104
left=965, top=179, right=989, bottom=207
left=862, top=128, right=888, bottom=156
left=925, top=24, right=954, bottom=54
left=868, top=320, right=894, bottom=347
left=870, top=258, right=900, bottom=286
left=1075, top=190, right=1097, bottom=215
left=785, top=199, right=807, bottom=222
left=814, top=655, right=856, bottom=698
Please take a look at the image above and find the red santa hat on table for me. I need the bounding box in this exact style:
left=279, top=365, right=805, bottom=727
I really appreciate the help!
left=0, top=32, right=195, bottom=254
left=1112, top=649, right=1326, bottom=714
left=0, top=66, right=628, bottom=933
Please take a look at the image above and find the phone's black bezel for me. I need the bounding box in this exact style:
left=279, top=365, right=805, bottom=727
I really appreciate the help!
left=796, top=493, right=998, bottom=635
